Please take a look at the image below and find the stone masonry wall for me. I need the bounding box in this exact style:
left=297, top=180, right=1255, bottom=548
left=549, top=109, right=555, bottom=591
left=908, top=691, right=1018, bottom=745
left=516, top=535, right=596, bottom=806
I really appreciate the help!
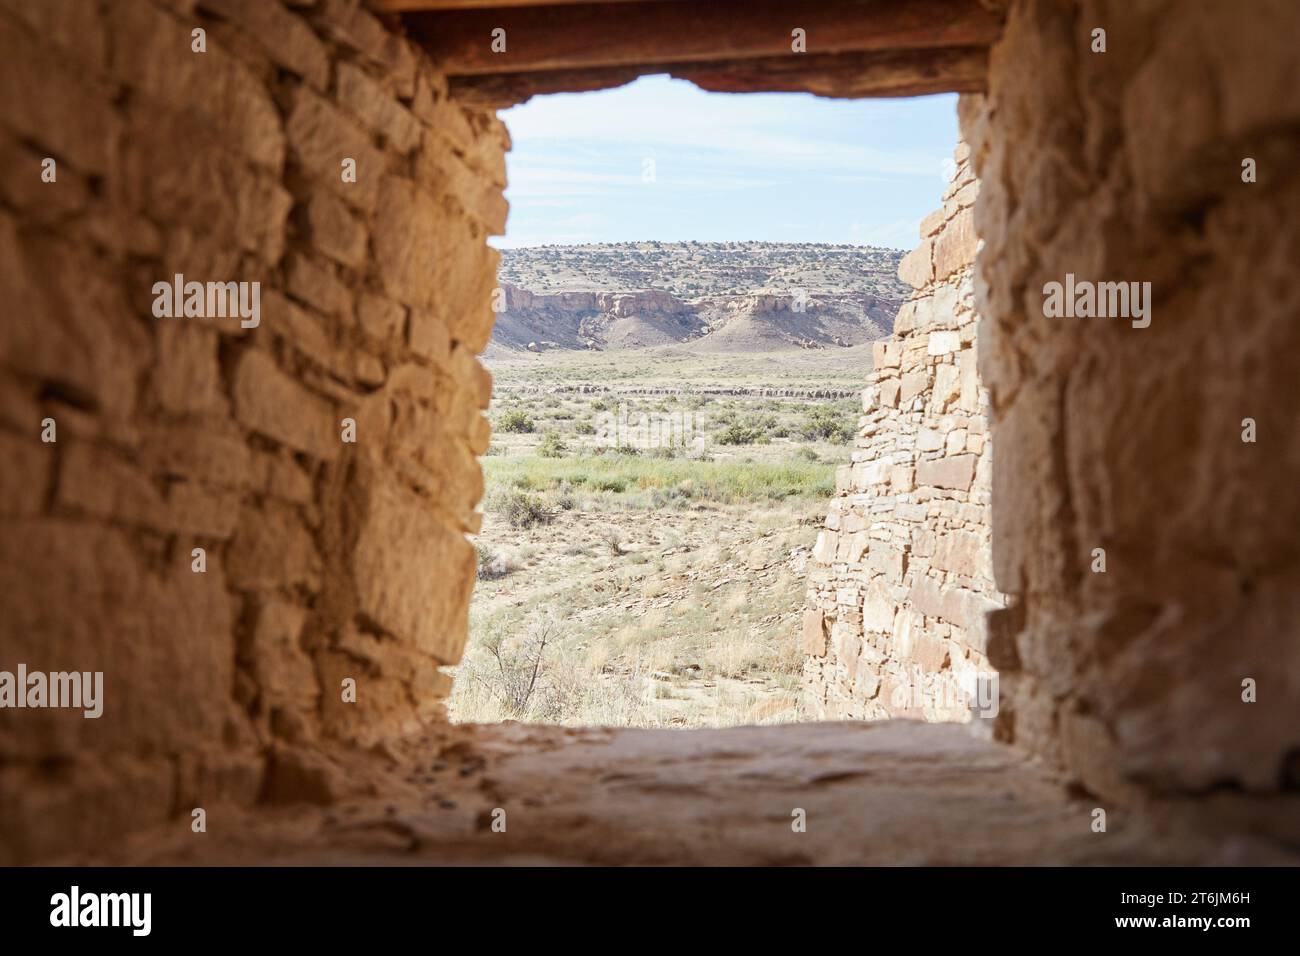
left=965, top=0, right=1300, bottom=798
left=802, top=145, right=1003, bottom=722
left=0, top=0, right=505, bottom=863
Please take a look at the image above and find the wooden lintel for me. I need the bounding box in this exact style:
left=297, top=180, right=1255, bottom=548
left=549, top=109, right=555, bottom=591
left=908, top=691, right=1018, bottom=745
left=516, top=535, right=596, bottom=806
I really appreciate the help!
left=448, top=45, right=989, bottom=108
left=371, top=0, right=665, bottom=10
left=406, top=0, right=1002, bottom=77
left=372, top=0, right=667, bottom=10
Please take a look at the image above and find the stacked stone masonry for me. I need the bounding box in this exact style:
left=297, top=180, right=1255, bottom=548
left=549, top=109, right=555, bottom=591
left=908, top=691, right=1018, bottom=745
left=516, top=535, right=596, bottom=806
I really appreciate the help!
left=0, top=0, right=506, bottom=863
left=802, top=146, right=1004, bottom=724
left=960, top=0, right=1300, bottom=799
left=2, top=0, right=1298, bottom=865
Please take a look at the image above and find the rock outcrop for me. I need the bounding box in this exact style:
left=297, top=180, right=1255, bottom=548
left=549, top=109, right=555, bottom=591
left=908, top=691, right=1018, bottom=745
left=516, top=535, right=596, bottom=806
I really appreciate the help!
left=488, top=242, right=907, bottom=354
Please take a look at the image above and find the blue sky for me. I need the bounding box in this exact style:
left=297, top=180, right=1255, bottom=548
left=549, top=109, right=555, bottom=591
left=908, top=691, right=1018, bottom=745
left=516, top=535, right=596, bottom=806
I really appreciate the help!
left=493, top=76, right=959, bottom=250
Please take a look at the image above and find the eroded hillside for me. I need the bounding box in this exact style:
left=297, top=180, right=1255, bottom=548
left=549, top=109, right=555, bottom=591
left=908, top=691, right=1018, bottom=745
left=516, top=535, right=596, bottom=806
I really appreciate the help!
left=489, top=242, right=908, bottom=355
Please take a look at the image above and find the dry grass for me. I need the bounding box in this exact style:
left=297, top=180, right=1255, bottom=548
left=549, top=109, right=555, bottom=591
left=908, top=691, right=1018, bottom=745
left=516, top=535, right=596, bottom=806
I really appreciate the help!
left=449, top=362, right=847, bottom=729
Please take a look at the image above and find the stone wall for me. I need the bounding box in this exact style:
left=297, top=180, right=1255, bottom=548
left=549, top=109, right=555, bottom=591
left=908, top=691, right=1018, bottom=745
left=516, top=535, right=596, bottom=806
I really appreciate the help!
left=963, top=0, right=1300, bottom=798
left=802, top=145, right=1003, bottom=723
left=0, top=0, right=505, bottom=862
left=4, top=0, right=1297, bottom=866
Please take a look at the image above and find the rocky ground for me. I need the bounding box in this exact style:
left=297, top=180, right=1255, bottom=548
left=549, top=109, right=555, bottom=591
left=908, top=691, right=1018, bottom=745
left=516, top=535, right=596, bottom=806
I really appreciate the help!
left=78, top=721, right=1300, bottom=865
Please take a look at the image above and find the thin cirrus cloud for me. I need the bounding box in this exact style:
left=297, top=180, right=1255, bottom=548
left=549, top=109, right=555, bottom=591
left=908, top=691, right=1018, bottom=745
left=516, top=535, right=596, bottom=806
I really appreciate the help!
left=493, top=74, right=959, bottom=248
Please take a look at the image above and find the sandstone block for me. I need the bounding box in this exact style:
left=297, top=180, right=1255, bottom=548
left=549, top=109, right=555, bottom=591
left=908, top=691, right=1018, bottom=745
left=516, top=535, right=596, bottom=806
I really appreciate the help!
left=0, top=19, right=117, bottom=175
left=917, top=454, right=977, bottom=491
left=932, top=530, right=984, bottom=578
left=803, top=609, right=828, bottom=657
left=866, top=543, right=908, bottom=584
left=933, top=208, right=978, bottom=280
left=928, top=330, right=961, bottom=355
left=152, top=324, right=225, bottom=415
left=889, top=464, right=915, bottom=493
left=142, top=424, right=253, bottom=490
left=305, top=193, right=368, bottom=269
left=227, top=503, right=322, bottom=592
left=261, top=290, right=341, bottom=373
left=935, top=361, right=967, bottom=411
left=358, top=294, right=407, bottom=342
left=0, top=521, right=234, bottom=757
left=903, top=625, right=949, bottom=672
left=285, top=88, right=382, bottom=211
left=812, top=530, right=839, bottom=564
left=373, top=177, right=440, bottom=310
left=919, top=208, right=946, bottom=237
left=897, top=238, right=933, bottom=289
left=894, top=502, right=927, bottom=522
left=286, top=253, right=353, bottom=320
left=417, top=129, right=509, bottom=235
left=232, top=350, right=339, bottom=461
left=409, top=308, right=451, bottom=364
left=0, top=432, right=49, bottom=516
left=248, top=599, right=318, bottom=709
left=57, top=443, right=237, bottom=538
left=337, top=63, right=421, bottom=155
left=872, top=340, right=901, bottom=369
left=437, top=219, right=499, bottom=353
left=899, top=369, right=930, bottom=405
left=838, top=530, right=870, bottom=563
left=313, top=0, right=400, bottom=73
left=353, top=474, right=475, bottom=664
left=109, top=1, right=284, bottom=172
left=958, top=352, right=980, bottom=411
left=879, top=378, right=900, bottom=408
left=863, top=581, right=897, bottom=633
left=835, top=628, right=863, bottom=681
left=199, top=0, right=329, bottom=90
left=918, top=427, right=945, bottom=452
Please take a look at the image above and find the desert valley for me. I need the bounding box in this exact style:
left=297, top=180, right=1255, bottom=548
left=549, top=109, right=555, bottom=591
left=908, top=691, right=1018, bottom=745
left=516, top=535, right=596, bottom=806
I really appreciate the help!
left=451, top=242, right=907, bottom=727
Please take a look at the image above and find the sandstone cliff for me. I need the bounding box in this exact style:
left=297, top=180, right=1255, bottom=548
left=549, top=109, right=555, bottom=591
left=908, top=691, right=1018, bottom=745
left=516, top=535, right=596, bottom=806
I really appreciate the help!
left=488, top=241, right=907, bottom=354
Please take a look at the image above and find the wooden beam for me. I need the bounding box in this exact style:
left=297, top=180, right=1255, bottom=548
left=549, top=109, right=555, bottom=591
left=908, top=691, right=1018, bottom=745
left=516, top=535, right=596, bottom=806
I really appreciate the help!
left=371, top=0, right=667, bottom=11
left=405, top=0, right=1002, bottom=77
left=448, top=45, right=988, bottom=107
left=681, top=45, right=988, bottom=98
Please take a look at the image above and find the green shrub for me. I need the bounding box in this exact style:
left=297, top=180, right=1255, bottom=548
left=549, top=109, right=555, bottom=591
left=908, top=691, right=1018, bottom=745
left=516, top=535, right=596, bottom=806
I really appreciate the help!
left=715, top=422, right=764, bottom=445
left=475, top=542, right=511, bottom=580
left=800, top=407, right=854, bottom=444
left=538, top=430, right=567, bottom=458
left=493, top=490, right=551, bottom=528
left=482, top=453, right=834, bottom=505
left=497, top=409, right=535, bottom=433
